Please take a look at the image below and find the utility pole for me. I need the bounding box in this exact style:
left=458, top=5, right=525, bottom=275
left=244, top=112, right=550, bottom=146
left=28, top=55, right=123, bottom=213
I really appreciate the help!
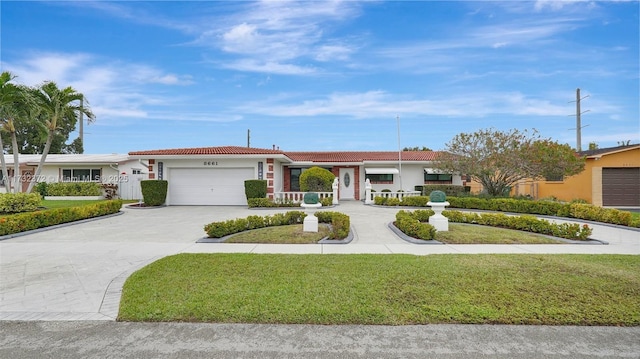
left=247, top=129, right=250, bottom=147
left=569, top=88, right=590, bottom=152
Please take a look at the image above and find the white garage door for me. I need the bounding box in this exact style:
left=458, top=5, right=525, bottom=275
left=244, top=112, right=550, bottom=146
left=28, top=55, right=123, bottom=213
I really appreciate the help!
left=169, top=168, right=255, bottom=205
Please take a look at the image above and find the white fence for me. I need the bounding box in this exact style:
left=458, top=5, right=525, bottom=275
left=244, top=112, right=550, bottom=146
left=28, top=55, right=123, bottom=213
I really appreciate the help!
left=273, top=191, right=334, bottom=204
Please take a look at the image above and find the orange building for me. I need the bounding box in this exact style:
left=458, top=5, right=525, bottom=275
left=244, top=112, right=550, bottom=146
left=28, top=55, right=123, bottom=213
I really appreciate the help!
left=513, top=144, right=640, bottom=207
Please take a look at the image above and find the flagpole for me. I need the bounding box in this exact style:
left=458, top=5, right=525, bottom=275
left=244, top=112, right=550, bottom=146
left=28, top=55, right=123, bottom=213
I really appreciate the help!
left=397, top=115, right=402, bottom=191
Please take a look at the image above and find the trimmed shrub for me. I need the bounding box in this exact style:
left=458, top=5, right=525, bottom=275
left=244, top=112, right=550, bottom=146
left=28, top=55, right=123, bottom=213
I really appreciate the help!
left=204, top=210, right=350, bottom=240
left=35, top=182, right=48, bottom=197
left=394, top=211, right=436, bottom=240
left=248, top=198, right=276, bottom=208
left=299, top=167, right=335, bottom=192
left=46, top=182, right=102, bottom=196
left=244, top=180, right=267, bottom=200
left=141, top=180, right=168, bottom=206
left=400, top=196, right=430, bottom=207
left=0, top=193, right=42, bottom=214
left=320, top=196, right=333, bottom=207
left=0, top=200, right=123, bottom=236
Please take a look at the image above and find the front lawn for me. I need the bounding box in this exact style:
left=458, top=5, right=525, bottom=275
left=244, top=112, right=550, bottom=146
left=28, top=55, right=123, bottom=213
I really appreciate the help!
left=226, top=224, right=331, bottom=244
left=435, top=224, right=563, bottom=244
left=118, top=253, right=640, bottom=326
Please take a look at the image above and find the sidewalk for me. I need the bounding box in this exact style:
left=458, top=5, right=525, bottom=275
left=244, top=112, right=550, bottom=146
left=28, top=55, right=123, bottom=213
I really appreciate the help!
left=1, top=201, right=638, bottom=321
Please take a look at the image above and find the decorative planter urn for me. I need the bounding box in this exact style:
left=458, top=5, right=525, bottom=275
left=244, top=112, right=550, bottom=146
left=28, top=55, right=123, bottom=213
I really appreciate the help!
left=301, top=192, right=322, bottom=232
left=427, top=190, right=450, bottom=232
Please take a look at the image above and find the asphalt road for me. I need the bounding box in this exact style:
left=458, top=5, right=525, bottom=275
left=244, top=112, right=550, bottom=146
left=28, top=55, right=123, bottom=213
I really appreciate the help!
left=1, top=321, right=639, bottom=359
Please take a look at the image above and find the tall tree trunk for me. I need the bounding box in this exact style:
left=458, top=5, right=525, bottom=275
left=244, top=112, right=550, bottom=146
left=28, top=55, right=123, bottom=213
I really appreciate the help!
left=11, top=128, right=20, bottom=193
left=26, top=131, right=53, bottom=194
left=0, top=133, right=10, bottom=193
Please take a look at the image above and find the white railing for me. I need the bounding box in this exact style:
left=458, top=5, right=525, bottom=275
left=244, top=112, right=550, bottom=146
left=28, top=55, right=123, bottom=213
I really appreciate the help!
left=273, top=191, right=334, bottom=204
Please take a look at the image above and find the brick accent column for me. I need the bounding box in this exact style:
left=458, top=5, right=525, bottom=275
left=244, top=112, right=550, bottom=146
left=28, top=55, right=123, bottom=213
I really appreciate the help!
left=266, top=158, right=275, bottom=199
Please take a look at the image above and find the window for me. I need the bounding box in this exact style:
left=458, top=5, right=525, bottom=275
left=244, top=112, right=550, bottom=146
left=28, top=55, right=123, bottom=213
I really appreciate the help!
left=132, top=169, right=142, bottom=175
left=290, top=168, right=302, bottom=191
left=366, top=174, right=394, bottom=183
left=62, top=169, right=102, bottom=181
left=424, top=173, right=452, bottom=183
left=545, top=174, right=564, bottom=182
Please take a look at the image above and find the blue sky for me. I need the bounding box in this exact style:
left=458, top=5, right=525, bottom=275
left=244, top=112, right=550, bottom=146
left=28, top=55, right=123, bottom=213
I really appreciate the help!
left=2, top=0, right=638, bottom=154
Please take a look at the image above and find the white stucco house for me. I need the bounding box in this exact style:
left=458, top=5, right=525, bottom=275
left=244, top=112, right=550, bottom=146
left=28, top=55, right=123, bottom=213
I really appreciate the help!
left=2, top=146, right=465, bottom=204
left=0, top=154, right=146, bottom=199
left=127, top=146, right=466, bottom=205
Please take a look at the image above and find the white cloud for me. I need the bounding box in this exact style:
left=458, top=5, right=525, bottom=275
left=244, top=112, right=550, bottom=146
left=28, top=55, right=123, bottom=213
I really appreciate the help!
left=235, top=90, right=574, bottom=119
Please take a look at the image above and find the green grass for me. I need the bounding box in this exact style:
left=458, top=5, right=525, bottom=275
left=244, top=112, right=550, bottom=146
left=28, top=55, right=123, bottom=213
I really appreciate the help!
left=118, top=254, right=640, bottom=326
left=40, top=199, right=107, bottom=209
left=226, top=224, right=330, bottom=244
left=435, top=224, right=561, bottom=244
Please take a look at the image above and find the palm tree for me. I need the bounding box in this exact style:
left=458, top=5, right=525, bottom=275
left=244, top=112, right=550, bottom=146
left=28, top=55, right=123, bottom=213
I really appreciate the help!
left=0, top=71, right=33, bottom=193
left=26, top=82, right=94, bottom=193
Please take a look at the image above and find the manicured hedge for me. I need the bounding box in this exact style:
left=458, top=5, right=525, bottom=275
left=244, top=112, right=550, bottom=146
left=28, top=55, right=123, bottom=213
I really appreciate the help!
left=247, top=197, right=334, bottom=208
left=376, top=196, right=639, bottom=228
left=244, top=180, right=267, bottom=200
left=141, top=180, right=168, bottom=206
left=0, top=193, right=41, bottom=214
left=46, top=182, right=102, bottom=196
left=394, top=210, right=437, bottom=240
left=393, top=209, right=593, bottom=241
left=420, top=184, right=467, bottom=197
left=204, top=210, right=350, bottom=240
left=0, top=200, right=123, bottom=236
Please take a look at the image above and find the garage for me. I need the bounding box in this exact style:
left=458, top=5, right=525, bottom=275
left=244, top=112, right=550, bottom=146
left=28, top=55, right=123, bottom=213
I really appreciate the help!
left=602, top=168, right=640, bottom=207
left=168, top=168, right=255, bottom=205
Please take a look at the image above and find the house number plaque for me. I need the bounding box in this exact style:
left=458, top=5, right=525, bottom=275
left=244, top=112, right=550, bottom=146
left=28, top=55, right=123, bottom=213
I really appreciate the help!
left=203, top=161, right=219, bottom=166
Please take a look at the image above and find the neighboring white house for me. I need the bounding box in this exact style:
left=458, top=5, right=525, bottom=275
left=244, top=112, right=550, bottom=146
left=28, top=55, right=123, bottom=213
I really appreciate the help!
left=0, top=154, right=146, bottom=199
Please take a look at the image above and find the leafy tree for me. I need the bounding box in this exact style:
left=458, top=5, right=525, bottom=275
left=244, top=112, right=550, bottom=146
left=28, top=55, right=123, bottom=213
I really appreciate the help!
left=0, top=72, right=35, bottom=193
left=26, top=82, right=94, bottom=193
left=299, top=167, right=335, bottom=192
left=434, top=128, right=585, bottom=196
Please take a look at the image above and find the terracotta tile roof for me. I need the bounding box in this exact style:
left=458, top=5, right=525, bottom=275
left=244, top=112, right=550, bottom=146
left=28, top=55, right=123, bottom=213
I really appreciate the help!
left=285, top=151, right=440, bottom=162
left=129, top=146, right=286, bottom=156
left=129, top=146, right=441, bottom=162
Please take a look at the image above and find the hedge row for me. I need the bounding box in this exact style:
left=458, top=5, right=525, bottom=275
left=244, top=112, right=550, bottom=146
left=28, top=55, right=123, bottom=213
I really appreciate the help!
left=44, top=182, right=102, bottom=196
left=0, top=193, right=41, bottom=214
left=376, top=196, right=639, bottom=228
left=394, top=209, right=593, bottom=241
left=0, top=200, right=123, bottom=236
left=204, top=210, right=350, bottom=240
left=247, top=197, right=334, bottom=208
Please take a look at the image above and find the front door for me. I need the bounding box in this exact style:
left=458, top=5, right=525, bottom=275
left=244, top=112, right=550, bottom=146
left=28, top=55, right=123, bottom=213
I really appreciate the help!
left=339, top=168, right=355, bottom=200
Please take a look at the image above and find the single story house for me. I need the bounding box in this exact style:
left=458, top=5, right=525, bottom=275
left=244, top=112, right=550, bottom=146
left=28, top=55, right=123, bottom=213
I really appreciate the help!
left=513, top=144, right=640, bottom=207
left=0, top=154, right=146, bottom=199
left=127, top=146, right=466, bottom=206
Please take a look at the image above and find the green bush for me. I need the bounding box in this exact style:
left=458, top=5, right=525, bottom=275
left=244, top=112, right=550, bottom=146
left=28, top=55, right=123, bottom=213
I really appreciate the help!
left=244, top=180, right=267, bottom=200
left=400, top=196, right=430, bottom=207
left=204, top=210, right=350, bottom=240
left=0, top=193, right=42, bottom=214
left=35, top=182, right=48, bottom=197
left=0, top=200, right=123, bottom=236
left=299, top=167, right=335, bottom=192
left=46, top=182, right=102, bottom=196
left=247, top=198, right=276, bottom=208
left=395, top=209, right=592, bottom=240
left=320, top=196, right=334, bottom=207
left=422, top=185, right=467, bottom=197
left=394, top=211, right=437, bottom=240
left=141, top=180, right=168, bottom=206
